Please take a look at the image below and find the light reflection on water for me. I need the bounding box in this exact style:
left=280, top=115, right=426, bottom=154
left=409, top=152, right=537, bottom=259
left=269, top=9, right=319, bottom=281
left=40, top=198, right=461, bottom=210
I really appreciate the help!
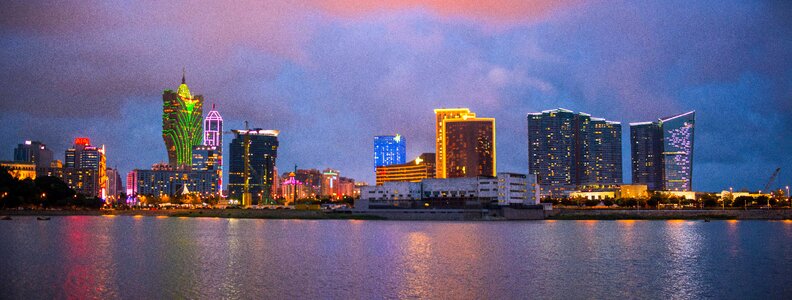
left=2, top=217, right=792, bottom=299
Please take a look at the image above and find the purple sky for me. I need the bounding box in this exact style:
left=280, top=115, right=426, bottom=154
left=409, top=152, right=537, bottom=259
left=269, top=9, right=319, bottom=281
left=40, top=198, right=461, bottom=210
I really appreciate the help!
left=1, top=0, right=790, bottom=192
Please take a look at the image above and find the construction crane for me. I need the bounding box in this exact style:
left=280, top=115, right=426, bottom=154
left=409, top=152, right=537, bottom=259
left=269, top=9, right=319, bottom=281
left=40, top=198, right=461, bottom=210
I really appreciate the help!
left=763, top=168, right=781, bottom=194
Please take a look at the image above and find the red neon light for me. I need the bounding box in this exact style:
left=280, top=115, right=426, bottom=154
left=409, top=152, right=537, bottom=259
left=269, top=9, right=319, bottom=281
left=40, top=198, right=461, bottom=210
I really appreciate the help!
left=74, top=137, right=91, bottom=146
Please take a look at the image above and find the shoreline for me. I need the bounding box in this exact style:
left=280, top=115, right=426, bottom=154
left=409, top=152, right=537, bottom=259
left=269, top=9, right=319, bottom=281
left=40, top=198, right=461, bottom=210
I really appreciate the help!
left=3, top=208, right=792, bottom=220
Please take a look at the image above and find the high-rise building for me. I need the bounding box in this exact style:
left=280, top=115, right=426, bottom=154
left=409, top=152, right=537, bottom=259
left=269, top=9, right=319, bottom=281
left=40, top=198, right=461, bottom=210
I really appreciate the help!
left=443, top=117, right=496, bottom=178
left=434, top=108, right=476, bottom=178
left=629, top=122, right=663, bottom=190
left=630, top=111, right=695, bottom=191
left=192, top=145, right=220, bottom=172
left=527, top=109, right=622, bottom=196
left=373, top=135, right=406, bottom=170
left=376, top=153, right=436, bottom=185
left=321, top=169, right=340, bottom=199
left=106, top=167, right=123, bottom=203
left=162, top=71, right=204, bottom=168
left=14, top=140, right=53, bottom=168
left=228, top=128, right=279, bottom=206
left=203, top=104, right=223, bottom=190
left=57, top=138, right=108, bottom=198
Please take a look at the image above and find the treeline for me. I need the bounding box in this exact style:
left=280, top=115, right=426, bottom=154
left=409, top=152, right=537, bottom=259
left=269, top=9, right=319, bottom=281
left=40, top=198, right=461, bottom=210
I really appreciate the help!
left=0, top=167, right=103, bottom=209
left=544, top=193, right=785, bottom=208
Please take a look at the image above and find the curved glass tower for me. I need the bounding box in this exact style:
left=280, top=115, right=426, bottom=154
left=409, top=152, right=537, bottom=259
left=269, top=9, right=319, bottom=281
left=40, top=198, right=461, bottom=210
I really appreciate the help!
left=162, top=71, right=203, bottom=168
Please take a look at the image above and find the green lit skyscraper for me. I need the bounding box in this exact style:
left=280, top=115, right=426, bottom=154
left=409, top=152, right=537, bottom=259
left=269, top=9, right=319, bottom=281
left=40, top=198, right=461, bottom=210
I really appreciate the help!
left=162, top=71, right=203, bottom=168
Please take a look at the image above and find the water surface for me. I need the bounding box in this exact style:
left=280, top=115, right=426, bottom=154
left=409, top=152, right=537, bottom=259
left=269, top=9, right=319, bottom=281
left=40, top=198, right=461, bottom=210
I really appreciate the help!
left=2, top=216, right=791, bottom=299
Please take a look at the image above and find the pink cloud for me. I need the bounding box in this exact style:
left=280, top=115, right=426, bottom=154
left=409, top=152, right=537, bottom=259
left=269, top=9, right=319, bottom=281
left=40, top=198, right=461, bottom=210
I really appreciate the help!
left=315, top=0, right=583, bottom=25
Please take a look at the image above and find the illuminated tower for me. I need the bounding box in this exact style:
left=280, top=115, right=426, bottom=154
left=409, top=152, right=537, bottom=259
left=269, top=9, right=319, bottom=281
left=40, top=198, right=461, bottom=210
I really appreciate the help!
left=443, top=117, right=496, bottom=178
left=434, top=108, right=476, bottom=178
left=162, top=70, right=204, bottom=169
left=203, top=104, right=223, bottom=190
left=373, top=134, right=406, bottom=170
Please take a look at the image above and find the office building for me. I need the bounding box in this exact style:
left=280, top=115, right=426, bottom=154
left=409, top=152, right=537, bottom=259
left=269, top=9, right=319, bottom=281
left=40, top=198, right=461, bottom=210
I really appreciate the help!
left=630, top=111, right=695, bottom=191
left=162, top=71, right=204, bottom=168
left=60, top=138, right=107, bottom=198
left=14, top=140, right=53, bottom=168
left=434, top=108, right=477, bottom=178
left=228, top=128, right=279, bottom=205
left=374, top=135, right=406, bottom=170
left=444, top=117, right=496, bottom=178
left=376, top=153, right=436, bottom=185
left=527, top=108, right=622, bottom=196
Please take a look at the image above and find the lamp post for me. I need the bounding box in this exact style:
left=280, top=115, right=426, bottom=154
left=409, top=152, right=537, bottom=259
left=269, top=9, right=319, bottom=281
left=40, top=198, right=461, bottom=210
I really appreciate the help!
left=786, top=186, right=790, bottom=208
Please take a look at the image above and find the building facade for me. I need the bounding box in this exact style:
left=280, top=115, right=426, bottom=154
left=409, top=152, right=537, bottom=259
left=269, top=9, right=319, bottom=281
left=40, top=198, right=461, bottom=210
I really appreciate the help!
left=444, top=117, right=496, bottom=178
left=527, top=108, right=622, bottom=196
left=0, top=161, right=37, bottom=179
left=373, top=135, right=406, bottom=170
left=127, top=167, right=219, bottom=197
left=14, top=140, right=53, bottom=168
left=358, top=172, right=540, bottom=209
left=227, top=128, right=279, bottom=205
left=375, top=153, right=436, bottom=185
left=434, top=108, right=477, bottom=178
left=59, top=138, right=107, bottom=198
left=630, top=111, right=695, bottom=191
left=162, top=72, right=204, bottom=168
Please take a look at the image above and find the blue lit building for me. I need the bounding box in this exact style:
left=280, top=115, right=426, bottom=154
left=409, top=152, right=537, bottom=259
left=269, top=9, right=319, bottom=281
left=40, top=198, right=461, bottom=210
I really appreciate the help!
left=374, top=135, right=406, bottom=170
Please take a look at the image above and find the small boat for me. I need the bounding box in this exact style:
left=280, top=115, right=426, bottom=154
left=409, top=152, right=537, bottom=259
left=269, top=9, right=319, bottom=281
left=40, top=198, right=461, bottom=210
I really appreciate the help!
left=1, top=216, right=11, bottom=220
left=36, top=217, right=51, bottom=221
left=704, top=218, right=711, bottom=222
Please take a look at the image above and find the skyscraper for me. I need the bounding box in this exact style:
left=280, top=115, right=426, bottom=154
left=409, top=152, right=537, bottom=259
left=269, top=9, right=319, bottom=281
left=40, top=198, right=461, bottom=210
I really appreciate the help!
left=228, top=128, right=279, bottom=206
left=443, top=117, right=496, bottom=178
left=61, top=138, right=107, bottom=198
left=14, top=140, right=53, bottom=168
left=630, top=122, right=663, bottom=190
left=162, top=71, right=203, bottom=169
left=373, top=135, right=406, bottom=170
left=434, top=108, right=476, bottom=178
left=527, top=109, right=622, bottom=196
left=630, top=111, right=695, bottom=191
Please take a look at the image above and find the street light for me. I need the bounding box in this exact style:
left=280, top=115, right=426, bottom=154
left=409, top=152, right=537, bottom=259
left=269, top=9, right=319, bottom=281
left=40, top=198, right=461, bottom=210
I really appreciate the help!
left=786, top=186, right=790, bottom=208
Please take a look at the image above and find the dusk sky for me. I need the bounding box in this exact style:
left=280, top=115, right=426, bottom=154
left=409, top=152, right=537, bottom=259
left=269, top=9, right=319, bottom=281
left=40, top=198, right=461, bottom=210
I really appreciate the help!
left=1, top=0, right=790, bottom=192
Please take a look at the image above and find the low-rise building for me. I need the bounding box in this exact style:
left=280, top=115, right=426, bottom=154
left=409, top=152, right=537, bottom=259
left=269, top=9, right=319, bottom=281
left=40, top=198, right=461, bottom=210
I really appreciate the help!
left=356, top=172, right=540, bottom=210
left=569, top=184, right=649, bottom=200
left=0, top=161, right=37, bottom=180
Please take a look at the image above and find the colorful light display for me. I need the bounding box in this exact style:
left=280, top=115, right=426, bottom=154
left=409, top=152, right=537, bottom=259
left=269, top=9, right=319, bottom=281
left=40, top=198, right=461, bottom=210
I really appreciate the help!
left=162, top=72, right=203, bottom=168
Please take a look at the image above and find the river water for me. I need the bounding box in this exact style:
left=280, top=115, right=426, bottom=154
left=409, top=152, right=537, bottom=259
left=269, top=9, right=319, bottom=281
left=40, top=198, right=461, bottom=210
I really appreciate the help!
left=1, top=216, right=791, bottom=299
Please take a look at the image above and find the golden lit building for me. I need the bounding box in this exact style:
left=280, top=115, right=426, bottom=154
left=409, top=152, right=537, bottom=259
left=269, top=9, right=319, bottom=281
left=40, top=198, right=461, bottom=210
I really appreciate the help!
left=434, top=108, right=476, bottom=178
left=0, top=161, right=37, bottom=180
left=570, top=184, right=649, bottom=200
left=443, top=117, right=496, bottom=178
left=376, top=153, right=436, bottom=185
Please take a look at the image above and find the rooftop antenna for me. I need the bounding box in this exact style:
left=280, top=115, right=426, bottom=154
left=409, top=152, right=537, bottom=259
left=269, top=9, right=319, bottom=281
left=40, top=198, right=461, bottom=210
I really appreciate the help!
left=181, top=67, right=186, bottom=84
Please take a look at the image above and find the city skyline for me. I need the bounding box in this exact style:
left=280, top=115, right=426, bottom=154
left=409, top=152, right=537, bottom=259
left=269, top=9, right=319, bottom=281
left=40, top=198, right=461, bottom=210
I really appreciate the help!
left=1, top=1, right=790, bottom=192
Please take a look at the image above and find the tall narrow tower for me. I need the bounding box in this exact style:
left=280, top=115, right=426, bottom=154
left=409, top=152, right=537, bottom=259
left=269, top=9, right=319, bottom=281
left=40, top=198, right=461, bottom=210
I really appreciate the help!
left=162, top=70, right=204, bottom=168
left=203, top=104, right=223, bottom=190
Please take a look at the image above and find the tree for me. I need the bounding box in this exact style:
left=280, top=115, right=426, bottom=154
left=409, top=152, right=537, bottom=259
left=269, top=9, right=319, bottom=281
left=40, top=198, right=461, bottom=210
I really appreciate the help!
left=733, top=196, right=751, bottom=208
left=700, top=193, right=719, bottom=208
